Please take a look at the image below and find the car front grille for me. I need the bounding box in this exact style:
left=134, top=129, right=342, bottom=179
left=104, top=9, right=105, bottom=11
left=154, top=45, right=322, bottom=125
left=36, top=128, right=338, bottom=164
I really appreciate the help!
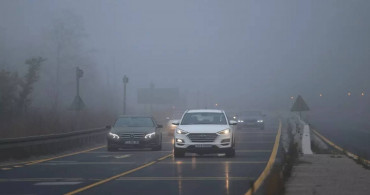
left=187, top=133, right=218, bottom=143
left=119, top=133, right=145, bottom=140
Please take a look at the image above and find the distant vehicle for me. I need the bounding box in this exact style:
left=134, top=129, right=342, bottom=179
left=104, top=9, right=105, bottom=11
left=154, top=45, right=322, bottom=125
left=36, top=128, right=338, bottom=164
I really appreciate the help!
left=236, top=111, right=265, bottom=130
left=166, top=112, right=184, bottom=135
left=106, top=116, right=162, bottom=151
left=173, top=109, right=237, bottom=158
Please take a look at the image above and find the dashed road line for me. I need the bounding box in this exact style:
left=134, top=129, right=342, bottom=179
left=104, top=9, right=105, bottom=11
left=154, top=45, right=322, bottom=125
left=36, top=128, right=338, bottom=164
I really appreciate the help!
left=0, top=145, right=105, bottom=168
left=64, top=153, right=173, bottom=195
left=158, top=161, right=267, bottom=164
left=34, top=182, right=82, bottom=186
left=116, top=176, right=255, bottom=181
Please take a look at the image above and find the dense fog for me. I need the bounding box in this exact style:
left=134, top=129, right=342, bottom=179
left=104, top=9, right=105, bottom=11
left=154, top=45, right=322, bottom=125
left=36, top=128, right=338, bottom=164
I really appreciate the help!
left=1, top=0, right=370, bottom=137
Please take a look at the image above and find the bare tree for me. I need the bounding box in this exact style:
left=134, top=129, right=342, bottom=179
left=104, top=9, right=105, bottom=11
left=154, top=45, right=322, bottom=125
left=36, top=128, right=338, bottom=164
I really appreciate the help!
left=18, top=57, right=45, bottom=114
left=49, top=10, right=87, bottom=113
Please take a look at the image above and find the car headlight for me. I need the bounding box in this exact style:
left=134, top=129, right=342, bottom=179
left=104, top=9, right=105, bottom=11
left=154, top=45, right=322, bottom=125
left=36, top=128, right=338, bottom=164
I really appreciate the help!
left=176, top=129, right=189, bottom=135
left=257, top=120, right=263, bottom=123
left=217, top=129, right=230, bottom=135
left=145, top=132, right=156, bottom=139
left=109, top=132, right=119, bottom=139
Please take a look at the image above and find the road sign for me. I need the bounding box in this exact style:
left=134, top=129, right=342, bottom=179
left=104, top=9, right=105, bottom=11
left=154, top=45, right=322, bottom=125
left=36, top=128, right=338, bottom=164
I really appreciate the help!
left=291, top=95, right=309, bottom=112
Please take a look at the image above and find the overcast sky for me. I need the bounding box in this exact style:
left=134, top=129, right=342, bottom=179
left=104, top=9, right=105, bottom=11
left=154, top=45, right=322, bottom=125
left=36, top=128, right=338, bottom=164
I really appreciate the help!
left=1, top=0, right=370, bottom=113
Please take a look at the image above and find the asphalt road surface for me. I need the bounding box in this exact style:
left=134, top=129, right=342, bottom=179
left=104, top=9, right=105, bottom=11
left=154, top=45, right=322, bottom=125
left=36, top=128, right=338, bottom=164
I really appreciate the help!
left=0, top=119, right=280, bottom=195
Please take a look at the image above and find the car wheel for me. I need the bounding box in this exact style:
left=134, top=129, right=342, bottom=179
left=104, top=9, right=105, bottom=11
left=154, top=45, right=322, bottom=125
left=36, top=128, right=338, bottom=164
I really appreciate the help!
left=225, top=148, right=235, bottom=158
left=174, top=147, right=185, bottom=158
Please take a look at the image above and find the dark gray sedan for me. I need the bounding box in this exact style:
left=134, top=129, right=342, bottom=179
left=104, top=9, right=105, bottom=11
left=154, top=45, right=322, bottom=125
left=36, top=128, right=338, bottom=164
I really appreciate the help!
left=106, top=116, right=162, bottom=151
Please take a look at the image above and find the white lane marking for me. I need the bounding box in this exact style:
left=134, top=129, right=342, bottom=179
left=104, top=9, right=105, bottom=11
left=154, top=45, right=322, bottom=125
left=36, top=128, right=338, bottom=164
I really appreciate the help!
left=114, top=154, right=131, bottom=159
left=34, top=182, right=82, bottom=185
left=97, top=155, right=113, bottom=158
left=0, top=178, right=96, bottom=182
left=116, top=177, right=254, bottom=181
left=158, top=161, right=267, bottom=164
left=39, top=162, right=136, bottom=165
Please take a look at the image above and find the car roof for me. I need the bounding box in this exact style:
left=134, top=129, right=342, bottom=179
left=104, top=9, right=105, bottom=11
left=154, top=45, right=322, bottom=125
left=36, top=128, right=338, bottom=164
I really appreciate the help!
left=186, top=109, right=223, bottom=113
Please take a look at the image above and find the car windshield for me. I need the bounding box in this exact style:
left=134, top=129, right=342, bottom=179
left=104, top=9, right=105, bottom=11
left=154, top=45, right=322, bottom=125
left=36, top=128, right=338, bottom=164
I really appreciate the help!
left=114, top=117, right=154, bottom=127
left=181, top=112, right=227, bottom=125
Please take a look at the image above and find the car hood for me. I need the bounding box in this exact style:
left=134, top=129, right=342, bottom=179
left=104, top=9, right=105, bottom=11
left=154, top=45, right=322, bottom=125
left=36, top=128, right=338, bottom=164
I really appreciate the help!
left=111, top=127, right=156, bottom=134
left=177, top=125, right=230, bottom=133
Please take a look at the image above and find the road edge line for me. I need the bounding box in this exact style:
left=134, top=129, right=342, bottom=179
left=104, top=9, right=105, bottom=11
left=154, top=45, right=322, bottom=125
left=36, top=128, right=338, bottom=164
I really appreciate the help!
left=244, top=121, right=282, bottom=195
left=64, top=153, right=173, bottom=195
left=312, top=129, right=370, bottom=164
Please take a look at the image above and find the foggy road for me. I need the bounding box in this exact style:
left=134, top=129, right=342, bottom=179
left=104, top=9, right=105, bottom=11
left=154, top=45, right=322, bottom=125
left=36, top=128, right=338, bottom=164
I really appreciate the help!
left=0, top=119, right=280, bottom=195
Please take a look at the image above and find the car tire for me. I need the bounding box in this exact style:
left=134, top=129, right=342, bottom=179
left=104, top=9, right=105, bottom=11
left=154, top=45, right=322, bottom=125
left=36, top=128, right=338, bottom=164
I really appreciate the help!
left=174, top=147, right=185, bottom=158
left=225, top=148, right=235, bottom=158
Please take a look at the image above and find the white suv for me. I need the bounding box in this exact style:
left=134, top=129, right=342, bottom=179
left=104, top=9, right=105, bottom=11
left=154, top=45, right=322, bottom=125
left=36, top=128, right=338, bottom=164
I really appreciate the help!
left=172, top=109, right=237, bottom=158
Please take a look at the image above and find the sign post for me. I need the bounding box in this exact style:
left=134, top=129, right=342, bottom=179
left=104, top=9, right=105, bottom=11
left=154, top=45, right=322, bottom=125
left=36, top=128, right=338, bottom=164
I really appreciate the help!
left=70, top=67, right=85, bottom=111
left=123, top=75, right=129, bottom=115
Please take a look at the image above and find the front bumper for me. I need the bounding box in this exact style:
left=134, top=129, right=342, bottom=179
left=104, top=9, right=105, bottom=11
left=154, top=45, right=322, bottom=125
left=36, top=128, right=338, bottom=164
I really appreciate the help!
left=107, top=137, right=159, bottom=148
left=174, top=133, right=232, bottom=153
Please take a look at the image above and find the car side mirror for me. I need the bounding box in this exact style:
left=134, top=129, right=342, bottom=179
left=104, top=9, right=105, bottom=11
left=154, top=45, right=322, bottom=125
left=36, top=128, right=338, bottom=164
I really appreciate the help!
left=172, top=120, right=180, bottom=125
left=157, top=124, right=163, bottom=128
left=106, top=125, right=112, bottom=129
left=229, top=120, right=237, bottom=125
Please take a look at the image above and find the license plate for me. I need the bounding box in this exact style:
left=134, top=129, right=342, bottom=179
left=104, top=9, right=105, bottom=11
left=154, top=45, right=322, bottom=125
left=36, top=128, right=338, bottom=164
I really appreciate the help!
left=124, top=141, right=139, bottom=144
left=195, top=144, right=212, bottom=148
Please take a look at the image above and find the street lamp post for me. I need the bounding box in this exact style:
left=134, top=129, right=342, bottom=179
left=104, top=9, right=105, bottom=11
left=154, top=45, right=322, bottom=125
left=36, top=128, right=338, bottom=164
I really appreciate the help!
left=123, top=75, right=129, bottom=115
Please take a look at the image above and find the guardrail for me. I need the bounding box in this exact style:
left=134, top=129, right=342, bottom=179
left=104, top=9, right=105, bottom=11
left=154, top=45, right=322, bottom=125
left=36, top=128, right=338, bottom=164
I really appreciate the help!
left=0, top=128, right=108, bottom=161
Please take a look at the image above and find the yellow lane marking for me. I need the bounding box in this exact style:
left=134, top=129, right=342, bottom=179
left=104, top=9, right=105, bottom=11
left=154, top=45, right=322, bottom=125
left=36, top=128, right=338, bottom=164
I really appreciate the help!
left=1, top=168, right=12, bottom=170
left=312, top=129, right=370, bottom=164
left=245, top=121, right=282, bottom=195
left=0, top=145, right=105, bottom=167
left=116, top=177, right=255, bottom=181
left=158, top=161, right=267, bottom=164
left=65, top=153, right=173, bottom=195
left=25, top=145, right=105, bottom=166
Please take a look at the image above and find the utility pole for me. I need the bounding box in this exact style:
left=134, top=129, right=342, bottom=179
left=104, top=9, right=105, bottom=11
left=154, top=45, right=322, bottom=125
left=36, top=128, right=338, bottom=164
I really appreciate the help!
left=123, top=75, right=129, bottom=115
left=150, top=82, right=155, bottom=114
